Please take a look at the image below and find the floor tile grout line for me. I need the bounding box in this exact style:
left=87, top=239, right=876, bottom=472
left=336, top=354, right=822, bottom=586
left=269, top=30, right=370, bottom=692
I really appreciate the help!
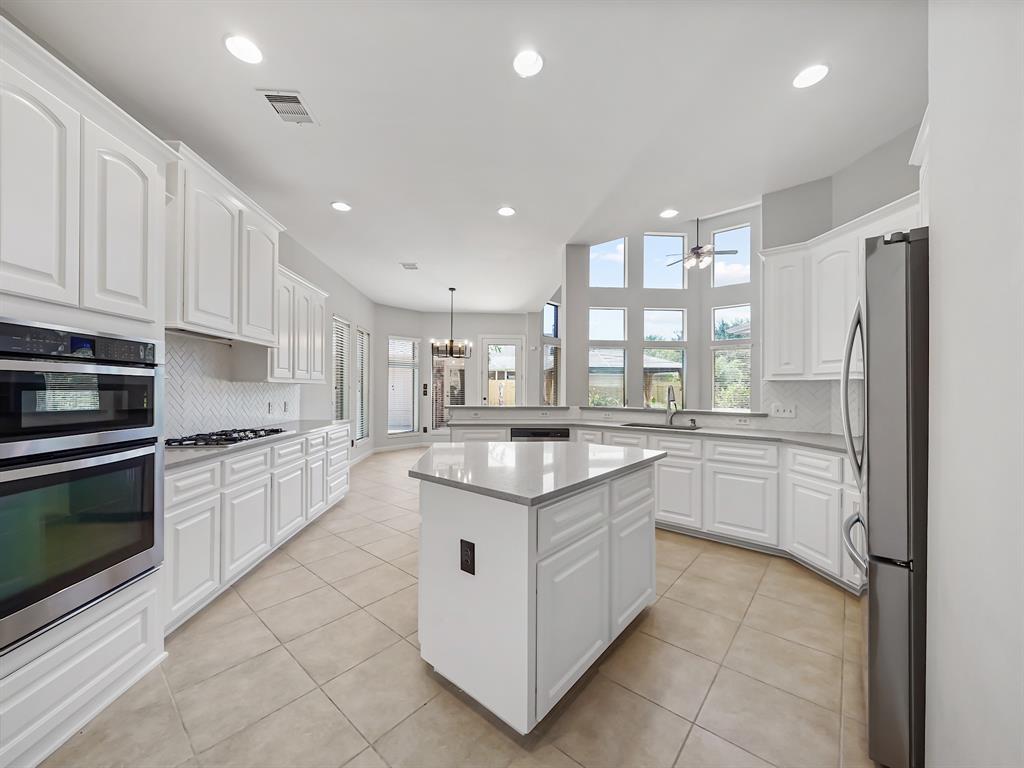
left=157, top=665, right=198, bottom=761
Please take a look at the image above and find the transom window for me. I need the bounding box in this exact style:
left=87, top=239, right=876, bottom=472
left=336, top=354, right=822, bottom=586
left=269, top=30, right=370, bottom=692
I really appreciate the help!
left=543, top=302, right=559, bottom=338
left=589, top=308, right=626, bottom=341
left=589, top=238, right=626, bottom=288
left=643, top=234, right=685, bottom=289
left=712, top=225, right=751, bottom=287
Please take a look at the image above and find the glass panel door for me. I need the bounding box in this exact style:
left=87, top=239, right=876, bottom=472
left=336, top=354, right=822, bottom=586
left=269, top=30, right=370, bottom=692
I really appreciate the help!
left=482, top=339, right=522, bottom=406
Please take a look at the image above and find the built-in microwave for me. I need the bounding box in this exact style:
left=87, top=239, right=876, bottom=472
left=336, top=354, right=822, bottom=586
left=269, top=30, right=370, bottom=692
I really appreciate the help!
left=0, top=320, right=163, bottom=651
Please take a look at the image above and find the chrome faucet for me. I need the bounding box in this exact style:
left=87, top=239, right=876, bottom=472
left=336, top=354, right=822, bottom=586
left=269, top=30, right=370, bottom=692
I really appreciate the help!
left=665, top=386, right=678, bottom=425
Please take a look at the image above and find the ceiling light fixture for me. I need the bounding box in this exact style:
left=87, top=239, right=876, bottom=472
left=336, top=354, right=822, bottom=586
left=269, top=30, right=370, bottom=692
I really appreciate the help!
left=659, top=209, right=679, bottom=219
left=330, top=201, right=352, bottom=212
left=224, top=35, right=263, bottom=64
left=513, top=50, right=544, bottom=78
left=497, top=206, right=516, bottom=217
left=431, top=288, right=472, bottom=359
left=792, top=64, right=829, bottom=89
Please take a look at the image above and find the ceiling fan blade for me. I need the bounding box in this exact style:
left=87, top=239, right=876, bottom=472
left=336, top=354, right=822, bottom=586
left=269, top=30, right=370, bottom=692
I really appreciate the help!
left=712, top=249, right=739, bottom=255
left=665, top=259, right=684, bottom=267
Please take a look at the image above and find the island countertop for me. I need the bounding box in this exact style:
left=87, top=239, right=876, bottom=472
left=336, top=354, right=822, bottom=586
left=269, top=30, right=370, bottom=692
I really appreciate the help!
left=408, top=441, right=667, bottom=506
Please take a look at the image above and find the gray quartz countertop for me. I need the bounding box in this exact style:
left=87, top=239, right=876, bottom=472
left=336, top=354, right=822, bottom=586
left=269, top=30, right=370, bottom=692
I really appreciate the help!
left=409, top=441, right=667, bottom=506
left=446, top=420, right=860, bottom=454
left=164, top=420, right=347, bottom=470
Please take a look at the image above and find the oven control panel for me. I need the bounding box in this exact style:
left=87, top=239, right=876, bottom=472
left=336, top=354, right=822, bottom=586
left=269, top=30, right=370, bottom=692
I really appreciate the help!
left=0, top=322, right=156, bottom=365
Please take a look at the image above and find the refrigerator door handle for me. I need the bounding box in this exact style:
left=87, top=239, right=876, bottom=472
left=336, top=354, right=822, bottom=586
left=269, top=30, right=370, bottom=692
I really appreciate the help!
left=841, top=300, right=865, bottom=491
left=842, top=512, right=869, bottom=575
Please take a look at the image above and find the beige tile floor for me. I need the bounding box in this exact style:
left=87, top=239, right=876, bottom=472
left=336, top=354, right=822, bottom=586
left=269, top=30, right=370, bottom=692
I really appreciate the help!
left=44, top=446, right=873, bottom=768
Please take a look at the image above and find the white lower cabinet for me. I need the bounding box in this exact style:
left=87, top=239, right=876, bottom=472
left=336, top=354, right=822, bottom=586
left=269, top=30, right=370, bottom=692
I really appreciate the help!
left=654, top=458, right=702, bottom=530
left=841, top=486, right=866, bottom=588
left=306, top=451, right=327, bottom=520
left=610, top=501, right=656, bottom=634
left=782, top=473, right=841, bottom=574
left=272, top=460, right=306, bottom=544
left=536, top=525, right=610, bottom=719
left=703, top=462, right=779, bottom=546
left=221, top=474, right=273, bottom=582
left=164, top=494, right=221, bottom=626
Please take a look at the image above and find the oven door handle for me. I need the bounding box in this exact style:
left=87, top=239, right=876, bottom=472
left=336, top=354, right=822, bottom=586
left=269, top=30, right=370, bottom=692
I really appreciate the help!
left=0, top=445, right=156, bottom=483
left=0, top=359, right=155, bottom=377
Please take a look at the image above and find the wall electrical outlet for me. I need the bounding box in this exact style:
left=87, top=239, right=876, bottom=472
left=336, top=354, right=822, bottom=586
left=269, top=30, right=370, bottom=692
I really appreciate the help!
left=540, top=411, right=549, bottom=417
left=603, top=412, right=613, bottom=419
left=735, top=416, right=751, bottom=426
left=771, top=403, right=797, bottom=418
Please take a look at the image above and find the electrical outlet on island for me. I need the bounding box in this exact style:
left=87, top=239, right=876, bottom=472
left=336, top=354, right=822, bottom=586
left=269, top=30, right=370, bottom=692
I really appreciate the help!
left=770, top=403, right=797, bottom=418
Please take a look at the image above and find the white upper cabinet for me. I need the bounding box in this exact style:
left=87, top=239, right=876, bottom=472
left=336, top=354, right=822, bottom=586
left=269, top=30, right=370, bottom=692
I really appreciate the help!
left=761, top=193, right=919, bottom=380
left=0, top=61, right=81, bottom=307
left=310, top=293, right=326, bottom=381
left=292, top=283, right=312, bottom=380
left=166, top=142, right=283, bottom=344
left=239, top=210, right=278, bottom=344
left=270, top=275, right=295, bottom=379
left=81, top=119, right=160, bottom=322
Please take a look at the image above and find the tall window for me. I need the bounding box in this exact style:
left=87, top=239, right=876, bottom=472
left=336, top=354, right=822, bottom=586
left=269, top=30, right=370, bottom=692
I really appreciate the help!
left=712, top=225, right=751, bottom=287
left=332, top=316, right=349, bottom=420
left=355, top=328, right=370, bottom=440
left=543, top=345, right=561, bottom=406
left=543, top=302, right=559, bottom=337
left=643, top=349, right=685, bottom=409
left=589, top=238, right=626, bottom=288
left=643, top=234, right=685, bottom=289
left=711, top=303, right=751, bottom=410
left=588, top=348, right=625, bottom=407
left=432, top=357, right=465, bottom=430
left=387, top=337, right=418, bottom=435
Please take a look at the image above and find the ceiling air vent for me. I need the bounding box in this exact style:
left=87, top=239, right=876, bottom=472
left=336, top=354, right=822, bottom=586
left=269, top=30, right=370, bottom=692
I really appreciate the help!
left=258, top=89, right=316, bottom=125
left=400, top=262, right=419, bottom=270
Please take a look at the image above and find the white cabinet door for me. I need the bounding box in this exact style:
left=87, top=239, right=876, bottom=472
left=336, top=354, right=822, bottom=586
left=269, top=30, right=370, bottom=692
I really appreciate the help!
left=809, top=237, right=858, bottom=376
left=272, top=460, right=306, bottom=544
left=782, top=474, right=841, bottom=576
left=164, top=495, right=221, bottom=627
left=80, top=119, right=160, bottom=322
left=309, top=292, right=326, bottom=381
left=0, top=62, right=80, bottom=306
left=239, top=211, right=278, bottom=344
left=703, top=462, right=779, bottom=546
left=655, top=458, right=702, bottom=530
left=292, top=284, right=312, bottom=380
left=183, top=166, right=239, bottom=334
left=270, top=276, right=295, bottom=379
left=603, top=431, right=647, bottom=448
left=306, top=452, right=327, bottom=520
left=536, top=525, right=610, bottom=719
left=221, top=475, right=272, bottom=581
left=610, top=503, right=655, bottom=635
left=841, top=487, right=866, bottom=589
left=763, top=252, right=806, bottom=377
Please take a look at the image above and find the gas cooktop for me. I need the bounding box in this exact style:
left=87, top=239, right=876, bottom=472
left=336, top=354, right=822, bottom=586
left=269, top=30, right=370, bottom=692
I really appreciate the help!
left=165, top=428, right=288, bottom=448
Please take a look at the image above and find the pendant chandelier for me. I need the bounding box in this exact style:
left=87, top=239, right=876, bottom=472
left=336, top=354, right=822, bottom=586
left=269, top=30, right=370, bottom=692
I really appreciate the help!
left=431, top=287, right=472, bottom=359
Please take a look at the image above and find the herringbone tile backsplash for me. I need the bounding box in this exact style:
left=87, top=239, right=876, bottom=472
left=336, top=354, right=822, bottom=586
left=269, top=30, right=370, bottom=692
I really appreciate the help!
left=164, top=334, right=299, bottom=438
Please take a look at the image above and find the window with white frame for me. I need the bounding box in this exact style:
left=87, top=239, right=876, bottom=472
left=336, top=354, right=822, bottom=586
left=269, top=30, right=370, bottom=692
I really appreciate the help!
left=355, top=328, right=370, bottom=440
left=642, top=308, right=685, bottom=409
left=712, top=225, right=751, bottom=287
left=589, top=307, right=626, bottom=341
left=543, top=302, right=559, bottom=338
left=589, top=238, right=626, bottom=288
left=432, top=356, right=465, bottom=430
left=711, top=303, right=751, bottom=410
left=643, top=234, right=686, bottom=289
left=332, top=316, right=349, bottom=420
left=542, top=345, right=561, bottom=406
left=387, top=337, right=418, bottom=434
left=588, top=347, right=625, bottom=407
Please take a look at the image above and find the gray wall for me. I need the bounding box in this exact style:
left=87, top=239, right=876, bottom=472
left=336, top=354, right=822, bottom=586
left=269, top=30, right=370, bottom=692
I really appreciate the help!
left=761, top=124, right=921, bottom=248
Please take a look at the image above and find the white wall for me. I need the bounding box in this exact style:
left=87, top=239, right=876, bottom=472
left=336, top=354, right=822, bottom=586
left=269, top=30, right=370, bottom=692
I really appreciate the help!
left=925, top=2, right=1024, bottom=765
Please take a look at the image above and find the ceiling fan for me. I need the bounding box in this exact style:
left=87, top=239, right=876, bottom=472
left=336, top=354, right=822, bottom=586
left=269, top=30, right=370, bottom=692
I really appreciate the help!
left=665, top=217, right=738, bottom=270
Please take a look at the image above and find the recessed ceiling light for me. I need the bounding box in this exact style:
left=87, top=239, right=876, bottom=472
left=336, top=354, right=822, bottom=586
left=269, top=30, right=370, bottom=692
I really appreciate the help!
left=224, top=35, right=263, bottom=64
left=330, top=201, right=352, bottom=212
left=659, top=209, right=679, bottom=218
left=512, top=50, right=543, bottom=78
left=497, top=206, right=516, bottom=217
left=793, top=64, right=829, bottom=89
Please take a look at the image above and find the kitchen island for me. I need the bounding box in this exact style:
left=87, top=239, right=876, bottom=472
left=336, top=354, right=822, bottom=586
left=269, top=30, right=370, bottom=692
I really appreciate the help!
left=409, top=440, right=667, bottom=734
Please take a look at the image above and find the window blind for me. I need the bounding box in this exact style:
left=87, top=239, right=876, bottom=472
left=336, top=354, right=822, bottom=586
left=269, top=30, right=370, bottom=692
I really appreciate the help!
left=387, top=338, right=418, bottom=434
left=542, top=345, right=560, bottom=406
left=355, top=328, right=369, bottom=440
left=712, top=347, right=752, bottom=410
left=332, top=317, right=349, bottom=421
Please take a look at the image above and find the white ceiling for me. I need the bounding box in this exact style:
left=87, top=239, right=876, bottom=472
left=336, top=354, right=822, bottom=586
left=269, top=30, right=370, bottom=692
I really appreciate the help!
left=3, top=0, right=927, bottom=313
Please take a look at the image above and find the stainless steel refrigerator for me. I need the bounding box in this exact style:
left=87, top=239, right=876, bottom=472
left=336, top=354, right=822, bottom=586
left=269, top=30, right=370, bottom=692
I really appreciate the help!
left=841, top=226, right=928, bottom=768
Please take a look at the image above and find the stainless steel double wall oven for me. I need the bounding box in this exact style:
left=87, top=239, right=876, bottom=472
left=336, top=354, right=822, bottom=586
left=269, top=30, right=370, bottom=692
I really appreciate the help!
left=0, top=320, right=163, bottom=650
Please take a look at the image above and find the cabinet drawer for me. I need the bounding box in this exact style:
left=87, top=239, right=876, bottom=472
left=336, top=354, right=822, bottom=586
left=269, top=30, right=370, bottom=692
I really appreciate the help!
left=328, top=424, right=351, bottom=448
left=222, top=448, right=271, bottom=486
left=272, top=438, right=306, bottom=466
left=705, top=440, right=778, bottom=467
left=451, top=427, right=508, bottom=442
left=603, top=431, right=647, bottom=448
left=306, top=431, right=328, bottom=453
left=327, top=469, right=350, bottom=505
left=611, top=468, right=653, bottom=513
left=327, top=446, right=349, bottom=474
left=537, top=486, right=608, bottom=557
left=575, top=429, right=603, bottom=444
left=648, top=434, right=702, bottom=459
left=166, top=462, right=221, bottom=507
left=786, top=447, right=842, bottom=482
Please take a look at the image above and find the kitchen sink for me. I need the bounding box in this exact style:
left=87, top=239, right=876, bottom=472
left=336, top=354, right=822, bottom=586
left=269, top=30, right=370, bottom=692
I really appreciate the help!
left=622, top=422, right=701, bottom=431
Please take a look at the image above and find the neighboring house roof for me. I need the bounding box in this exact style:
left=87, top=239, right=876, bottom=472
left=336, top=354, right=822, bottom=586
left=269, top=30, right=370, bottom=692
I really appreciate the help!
left=588, top=348, right=680, bottom=371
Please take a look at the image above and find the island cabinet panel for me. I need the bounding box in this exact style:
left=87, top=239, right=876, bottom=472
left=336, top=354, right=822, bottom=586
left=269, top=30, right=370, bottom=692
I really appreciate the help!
left=536, top=525, right=610, bottom=719
left=537, top=486, right=608, bottom=557
left=610, top=500, right=656, bottom=635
